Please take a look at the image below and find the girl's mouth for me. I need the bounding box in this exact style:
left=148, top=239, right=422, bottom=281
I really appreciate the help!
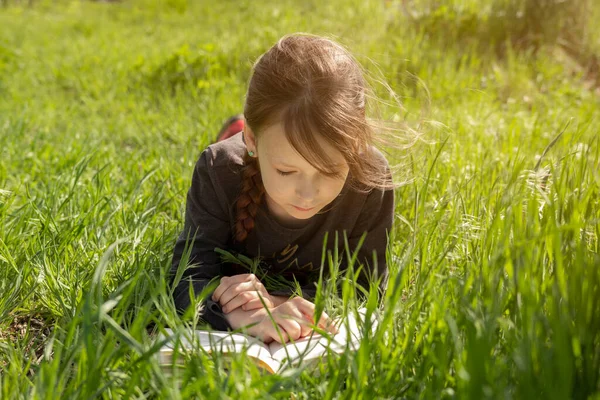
left=293, top=205, right=315, bottom=211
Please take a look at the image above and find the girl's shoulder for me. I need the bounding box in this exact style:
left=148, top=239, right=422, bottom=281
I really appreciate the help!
left=365, top=144, right=391, bottom=168
left=204, top=131, right=246, bottom=169
left=194, top=132, right=245, bottom=210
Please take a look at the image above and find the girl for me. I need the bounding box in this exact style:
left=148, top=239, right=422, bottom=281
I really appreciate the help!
left=170, top=33, right=398, bottom=344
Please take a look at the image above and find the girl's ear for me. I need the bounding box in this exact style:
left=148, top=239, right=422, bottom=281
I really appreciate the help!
left=243, top=126, right=258, bottom=153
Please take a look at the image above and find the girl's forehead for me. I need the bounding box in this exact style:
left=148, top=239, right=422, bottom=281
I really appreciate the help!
left=260, top=122, right=346, bottom=167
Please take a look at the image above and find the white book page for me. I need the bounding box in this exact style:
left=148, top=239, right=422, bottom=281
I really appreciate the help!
left=157, top=308, right=378, bottom=373
left=268, top=308, right=377, bottom=365
left=158, top=328, right=279, bottom=372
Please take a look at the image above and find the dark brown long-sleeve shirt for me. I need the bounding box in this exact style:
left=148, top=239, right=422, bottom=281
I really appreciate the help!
left=170, top=132, right=394, bottom=331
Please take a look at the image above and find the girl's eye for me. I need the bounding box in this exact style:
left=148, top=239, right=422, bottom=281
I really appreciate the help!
left=277, top=170, right=293, bottom=176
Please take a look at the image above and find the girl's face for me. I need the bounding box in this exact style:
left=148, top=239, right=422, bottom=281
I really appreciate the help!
left=243, top=122, right=349, bottom=226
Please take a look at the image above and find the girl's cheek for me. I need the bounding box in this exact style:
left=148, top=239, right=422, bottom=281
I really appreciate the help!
left=272, top=183, right=289, bottom=197
left=264, top=176, right=286, bottom=197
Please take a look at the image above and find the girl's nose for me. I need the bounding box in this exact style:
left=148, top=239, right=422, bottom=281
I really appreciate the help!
left=295, top=179, right=318, bottom=202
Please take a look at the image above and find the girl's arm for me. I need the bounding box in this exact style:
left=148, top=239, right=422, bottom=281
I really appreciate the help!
left=170, top=148, right=234, bottom=331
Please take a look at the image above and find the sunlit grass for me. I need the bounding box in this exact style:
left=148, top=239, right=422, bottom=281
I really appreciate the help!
left=0, top=0, right=599, bottom=398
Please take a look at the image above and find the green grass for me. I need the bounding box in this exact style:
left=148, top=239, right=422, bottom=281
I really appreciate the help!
left=1, top=0, right=599, bottom=398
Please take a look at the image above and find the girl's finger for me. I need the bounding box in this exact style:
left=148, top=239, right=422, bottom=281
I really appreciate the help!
left=212, top=279, right=237, bottom=303
left=320, top=314, right=339, bottom=334
left=299, top=320, right=315, bottom=338
left=281, top=307, right=315, bottom=338
left=211, top=277, right=232, bottom=302
left=295, top=301, right=337, bottom=334
left=242, top=296, right=274, bottom=311
left=222, top=288, right=273, bottom=313
left=212, top=274, right=257, bottom=302
left=221, top=291, right=253, bottom=314
left=218, top=281, right=255, bottom=306
left=232, top=273, right=258, bottom=283
left=315, top=311, right=338, bottom=334
left=271, top=319, right=301, bottom=344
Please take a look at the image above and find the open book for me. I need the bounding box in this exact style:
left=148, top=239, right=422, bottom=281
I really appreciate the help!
left=156, top=307, right=378, bottom=374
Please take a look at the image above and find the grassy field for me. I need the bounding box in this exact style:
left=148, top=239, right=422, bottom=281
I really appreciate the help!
left=1, top=0, right=599, bottom=398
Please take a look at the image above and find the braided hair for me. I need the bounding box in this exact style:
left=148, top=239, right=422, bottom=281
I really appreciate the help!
left=233, top=151, right=265, bottom=243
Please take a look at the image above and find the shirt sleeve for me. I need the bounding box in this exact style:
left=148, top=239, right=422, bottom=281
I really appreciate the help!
left=170, top=148, right=233, bottom=331
left=342, top=183, right=395, bottom=302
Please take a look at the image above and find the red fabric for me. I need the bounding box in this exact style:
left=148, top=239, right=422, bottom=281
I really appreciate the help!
left=218, top=119, right=245, bottom=142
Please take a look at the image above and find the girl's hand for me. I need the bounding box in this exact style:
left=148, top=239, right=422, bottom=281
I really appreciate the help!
left=223, top=307, right=269, bottom=332
left=254, top=297, right=339, bottom=344
left=212, top=273, right=274, bottom=314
